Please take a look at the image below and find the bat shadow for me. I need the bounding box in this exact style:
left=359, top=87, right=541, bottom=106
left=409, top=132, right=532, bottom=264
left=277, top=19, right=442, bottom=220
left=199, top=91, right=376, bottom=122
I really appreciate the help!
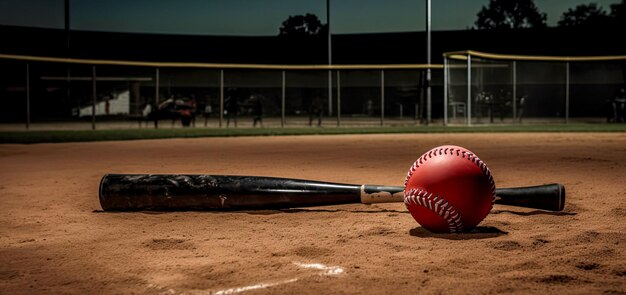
left=93, top=209, right=170, bottom=215
left=92, top=209, right=286, bottom=215
left=409, top=226, right=507, bottom=240
left=490, top=209, right=576, bottom=216
left=92, top=208, right=409, bottom=215
left=279, top=208, right=408, bottom=214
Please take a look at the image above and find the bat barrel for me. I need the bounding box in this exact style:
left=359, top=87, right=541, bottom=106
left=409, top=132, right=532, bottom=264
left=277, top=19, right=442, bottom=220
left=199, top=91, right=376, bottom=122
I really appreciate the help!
left=99, top=174, right=362, bottom=211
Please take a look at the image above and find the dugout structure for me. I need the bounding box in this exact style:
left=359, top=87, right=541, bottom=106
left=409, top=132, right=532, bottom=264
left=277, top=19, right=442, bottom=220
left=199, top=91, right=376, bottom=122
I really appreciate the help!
left=443, top=51, right=626, bottom=125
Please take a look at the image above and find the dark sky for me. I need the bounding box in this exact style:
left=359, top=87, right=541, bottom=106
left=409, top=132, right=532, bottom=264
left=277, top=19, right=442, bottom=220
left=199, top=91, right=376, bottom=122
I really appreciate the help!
left=0, top=0, right=619, bottom=35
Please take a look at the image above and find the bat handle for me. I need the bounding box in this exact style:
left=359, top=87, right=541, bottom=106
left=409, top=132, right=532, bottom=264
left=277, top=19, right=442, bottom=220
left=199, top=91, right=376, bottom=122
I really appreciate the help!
left=361, top=183, right=566, bottom=212
left=360, top=185, right=404, bottom=204
left=495, top=183, right=565, bottom=211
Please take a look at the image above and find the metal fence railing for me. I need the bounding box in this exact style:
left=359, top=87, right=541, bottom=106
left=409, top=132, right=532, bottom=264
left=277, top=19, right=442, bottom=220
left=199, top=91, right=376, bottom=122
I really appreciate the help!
left=2, top=51, right=624, bottom=130
left=0, top=53, right=442, bottom=130
left=443, top=51, right=626, bottom=125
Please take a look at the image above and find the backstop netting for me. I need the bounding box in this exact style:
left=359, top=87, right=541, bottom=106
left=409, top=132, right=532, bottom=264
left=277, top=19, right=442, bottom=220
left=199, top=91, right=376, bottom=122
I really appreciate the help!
left=444, top=51, right=626, bottom=125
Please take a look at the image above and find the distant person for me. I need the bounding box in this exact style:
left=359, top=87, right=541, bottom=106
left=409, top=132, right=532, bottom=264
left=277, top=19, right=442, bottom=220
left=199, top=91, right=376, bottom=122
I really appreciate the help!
left=156, top=94, right=175, bottom=125
left=178, top=103, right=193, bottom=127
left=104, top=95, right=110, bottom=116
left=140, top=102, right=153, bottom=128
left=516, top=94, right=527, bottom=123
left=366, top=99, right=374, bottom=116
left=475, top=91, right=491, bottom=121
left=188, top=94, right=198, bottom=127
left=606, top=96, right=617, bottom=123
left=249, top=95, right=263, bottom=127
left=158, top=94, right=175, bottom=110
left=142, top=102, right=152, bottom=118
left=309, top=95, right=323, bottom=127
left=225, top=89, right=239, bottom=127
left=497, top=89, right=507, bottom=122
left=171, top=96, right=192, bottom=127
left=203, top=95, right=213, bottom=127
left=615, top=88, right=626, bottom=123
left=172, top=95, right=187, bottom=127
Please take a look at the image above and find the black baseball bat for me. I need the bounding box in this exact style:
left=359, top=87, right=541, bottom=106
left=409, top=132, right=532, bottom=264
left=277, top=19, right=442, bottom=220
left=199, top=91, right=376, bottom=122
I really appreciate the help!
left=99, top=174, right=565, bottom=211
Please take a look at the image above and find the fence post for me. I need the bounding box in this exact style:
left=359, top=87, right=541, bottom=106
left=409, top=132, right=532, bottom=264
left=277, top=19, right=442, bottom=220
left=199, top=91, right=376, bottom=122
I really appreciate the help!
left=443, top=58, right=448, bottom=126
left=219, top=69, right=224, bottom=128
left=381, top=70, right=385, bottom=126
left=281, top=70, right=285, bottom=128
left=565, top=61, right=570, bottom=124
left=512, top=61, right=517, bottom=123
left=328, top=70, right=333, bottom=117
left=154, top=68, right=159, bottom=129
left=26, top=63, right=30, bottom=130
left=467, top=55, right=472, bottom=126
left=92, top=65, right=96, bottom=130
left=337, top=70, right=341, bottom=127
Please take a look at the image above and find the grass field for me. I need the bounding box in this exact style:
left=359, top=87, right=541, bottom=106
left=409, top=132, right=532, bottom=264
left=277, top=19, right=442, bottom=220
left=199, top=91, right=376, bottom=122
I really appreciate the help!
left=1, top=123, right=626, bottom=144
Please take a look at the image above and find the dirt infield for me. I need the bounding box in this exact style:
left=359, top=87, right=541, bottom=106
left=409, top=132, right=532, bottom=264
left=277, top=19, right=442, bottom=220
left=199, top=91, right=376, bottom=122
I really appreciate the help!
left=1, top=133, right=625, bottom=294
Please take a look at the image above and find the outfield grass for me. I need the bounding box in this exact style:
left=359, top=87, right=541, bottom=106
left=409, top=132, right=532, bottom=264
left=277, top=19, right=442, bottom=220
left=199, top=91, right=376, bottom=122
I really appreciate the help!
left=1, top=123, right=626, bottom=144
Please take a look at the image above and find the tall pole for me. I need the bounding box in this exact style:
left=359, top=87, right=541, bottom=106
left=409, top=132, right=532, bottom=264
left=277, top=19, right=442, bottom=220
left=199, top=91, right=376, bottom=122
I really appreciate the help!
left=426, top=0, right=432, bottom=125
left=219, top=70, right=224, bottom=128
left=381, top=70, right=385, bottom=126
left=467, top=55, right=472, bottom=126
left=443, top=58, right=448, bottom=126
left=327, top=0, right=333, bottom=117
left=65, top=0, right=71, bottom=122
left=26, top=63, right=30, bottom=130
left=512, top=61, right=517, bottom=122
left=65, top=0, right=70, bottom=53
left=337, top=71, right=341, bottom=126
left=281, top=70, right=286, bottom=128
left=154, top=68, right=159, bottom=129
left=91, top=66, right=96, bottom=130
left=565, top=62, right=570, bottom=124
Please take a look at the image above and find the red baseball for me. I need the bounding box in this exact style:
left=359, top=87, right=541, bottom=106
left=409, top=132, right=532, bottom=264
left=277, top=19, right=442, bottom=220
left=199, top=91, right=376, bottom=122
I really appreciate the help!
left=404, top=145, right=496, bottom=233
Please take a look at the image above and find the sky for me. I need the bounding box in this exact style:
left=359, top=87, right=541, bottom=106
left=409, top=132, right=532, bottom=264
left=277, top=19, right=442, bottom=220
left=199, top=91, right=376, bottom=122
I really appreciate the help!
left=0, top=0, right=621, bottom=35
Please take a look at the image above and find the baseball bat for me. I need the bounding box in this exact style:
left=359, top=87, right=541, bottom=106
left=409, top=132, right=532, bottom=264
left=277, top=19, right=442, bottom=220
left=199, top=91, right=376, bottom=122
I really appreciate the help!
left=99, top=174, right=565, bottom=212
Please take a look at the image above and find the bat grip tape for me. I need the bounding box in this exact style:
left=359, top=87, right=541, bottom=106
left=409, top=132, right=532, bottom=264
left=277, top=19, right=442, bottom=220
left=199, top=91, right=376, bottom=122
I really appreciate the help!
left=359, top=185, right=404, bottom=204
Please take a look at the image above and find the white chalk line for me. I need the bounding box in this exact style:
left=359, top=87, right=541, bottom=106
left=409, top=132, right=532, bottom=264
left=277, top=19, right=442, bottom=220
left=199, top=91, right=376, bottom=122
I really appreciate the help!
left=293, top=262, right=345, bottom=276
left=212, top=262, right=345, bottom=294
left=213, top=278, right=300, bottom=295
left=144, top=262, right=345, bottom=295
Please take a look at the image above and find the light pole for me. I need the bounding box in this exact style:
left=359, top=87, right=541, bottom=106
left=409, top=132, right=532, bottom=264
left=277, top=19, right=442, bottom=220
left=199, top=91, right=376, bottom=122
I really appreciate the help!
left=327, top=0, right=333, bottom=118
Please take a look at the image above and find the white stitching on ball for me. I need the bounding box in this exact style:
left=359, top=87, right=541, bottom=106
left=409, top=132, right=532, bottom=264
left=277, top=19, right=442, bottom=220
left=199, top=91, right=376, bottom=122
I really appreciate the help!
left=404, top=188, right=464, bottom=232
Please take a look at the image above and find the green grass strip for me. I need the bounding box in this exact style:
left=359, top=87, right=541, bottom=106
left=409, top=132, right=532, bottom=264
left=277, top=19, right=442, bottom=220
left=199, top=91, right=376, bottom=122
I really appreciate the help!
left=1, top=123, right=626, bottom=144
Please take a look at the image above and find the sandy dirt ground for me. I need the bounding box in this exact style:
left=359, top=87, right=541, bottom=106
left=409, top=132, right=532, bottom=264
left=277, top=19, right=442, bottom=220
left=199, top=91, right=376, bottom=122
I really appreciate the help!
left=1, top=133, right=625, bottom=294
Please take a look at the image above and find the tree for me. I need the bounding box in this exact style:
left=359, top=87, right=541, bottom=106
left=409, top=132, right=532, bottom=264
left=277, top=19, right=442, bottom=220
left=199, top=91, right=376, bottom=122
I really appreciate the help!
left=278, top=13, right=327, bottom=36
left=609, top=0, right=626, bottom=27
left=609, top=1, right=626, bottom=87
left=557, top=3, right=610, bottom=28
left=475, top=0, right=547, bottom=29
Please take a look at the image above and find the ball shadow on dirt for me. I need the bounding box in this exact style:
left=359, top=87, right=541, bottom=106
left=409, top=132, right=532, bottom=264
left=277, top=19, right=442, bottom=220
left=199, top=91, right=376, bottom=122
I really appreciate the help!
left=409, top=226, right=507, bottom=240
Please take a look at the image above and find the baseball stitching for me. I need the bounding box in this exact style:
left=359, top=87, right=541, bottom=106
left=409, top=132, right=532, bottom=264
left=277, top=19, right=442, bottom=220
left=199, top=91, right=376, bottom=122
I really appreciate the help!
left=403, top=147, right=497, bottom=232
left=404, top=187, right=464, bottom=232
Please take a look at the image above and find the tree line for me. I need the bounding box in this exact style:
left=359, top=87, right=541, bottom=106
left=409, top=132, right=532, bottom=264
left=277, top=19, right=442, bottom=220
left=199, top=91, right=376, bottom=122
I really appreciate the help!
left=279, top=0, right=626, bottom=35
